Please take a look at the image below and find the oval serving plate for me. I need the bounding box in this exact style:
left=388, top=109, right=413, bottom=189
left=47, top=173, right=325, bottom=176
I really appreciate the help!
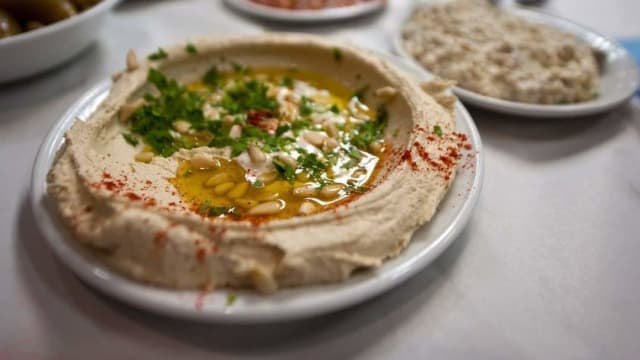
left=30, top=54, right=483, bottom=323
left=224, top=0, right=386, bottom=23
left=393, top=5, right=640, bottom=118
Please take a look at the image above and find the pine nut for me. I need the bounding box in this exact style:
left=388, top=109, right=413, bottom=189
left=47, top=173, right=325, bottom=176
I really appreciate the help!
left=303, top=131, right=327, bottom=148
left=214, top=182, right=235, bottom=195
left=374, top=86, right=398, bottom=100
left=258, top=171, right=279, bottom=184
left=296, top=172, right=310, bottom=182
left=118, top=98, right=145, bottom=123
left=298, top=201, right=317, bottom=215
left=323, top=122, right=339, bottom=138
left=222, top=115, right=235, bottom=126
left=126, top=49, right=139, bottom=71
left=227, top=182, right=249, bottom=199
left=256, top=192, right=280, bottom=202
left=320, top=183, right=344, bottom=199
left=292, top=185, right=317, bottom=198
left=234, top=198, right=259, bottom=209
left=191, top=154, right=220, bottom=169
left=276, top=154, right=298, bottom=168
left=323, top=138, right=339, bottom=151
left=248, top=200, right=284, bottom=215
left=369, top=141, right=384, bottom=155
left=134, top=151, right=153, bottom=163
left=205, top=173, right=231, bottom=187
left=352, top=168, right=367, bottom=179
left=173, top=120, right=191, bottom=133
left=248, top=144, right=266, bottom=164
left=250, top=267, right=277, bottom=293
left=229, top=124, right=242, bottom=139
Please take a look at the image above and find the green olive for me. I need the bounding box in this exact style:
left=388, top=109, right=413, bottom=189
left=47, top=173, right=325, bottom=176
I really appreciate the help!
left=25, top=21, right=45, bottom=32
left=0, top=8, right=21, bottom=38
left=70, top=0, right=100, bottom=11
left=0, top=0, right=77, bottom=25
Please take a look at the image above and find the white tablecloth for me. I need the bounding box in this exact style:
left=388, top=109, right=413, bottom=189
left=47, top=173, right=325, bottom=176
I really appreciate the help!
left=1, top=1, right=639, bottom=359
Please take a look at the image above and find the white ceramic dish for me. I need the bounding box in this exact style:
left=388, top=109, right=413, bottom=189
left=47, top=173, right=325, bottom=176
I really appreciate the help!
left=31, top=54, right=483, bottom=324
left=393, top=5, right=640, bottom=118
left=0, top=0, right=119, bottom=83
left=224, top=0, right=385, bottom=23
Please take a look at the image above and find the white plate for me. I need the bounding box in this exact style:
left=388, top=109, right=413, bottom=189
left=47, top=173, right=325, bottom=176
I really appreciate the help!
left=0, top=0, right=119, bottom=83
left=392, top=5, right=640, bottom=118
left=224, top=0, right=385, bottom=23
left=30, top=54, right=483, bottom=323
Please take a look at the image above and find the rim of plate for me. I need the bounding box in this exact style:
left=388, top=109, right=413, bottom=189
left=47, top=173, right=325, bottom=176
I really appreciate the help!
left=392, top=5, right=640, bottom=118
left=223, top=0, right=386, bottom=23
left=30, top=54, right=483, bottom=324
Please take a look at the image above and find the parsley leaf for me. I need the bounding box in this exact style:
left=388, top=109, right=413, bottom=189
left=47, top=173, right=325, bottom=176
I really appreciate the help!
left=332, top=47, right=343, bottom=62
left=345, top=184, right=369, bottom=194
left=202, top=66, right=221, bottom=88
left=352, top=85, right=369, bottom=102
left=185, top=43, right=197, bottom=54
left=329, top=104, right=340, bottom=114
left=272, top=158, right=295, bottom=181
left=433, top=125, right=443, bottom=138
left=281, top=77, right=293, bottom=87
left=348, top=105, right=387, bottom=150
left=298, top=96, right=314, bottom=116
left=148, top=48, right=168, bottom=60
left=297, top=149, right=328, bottom=183
left=122, top=133, right=138, bottom=146
left=226, top=292, right=237, bottom=306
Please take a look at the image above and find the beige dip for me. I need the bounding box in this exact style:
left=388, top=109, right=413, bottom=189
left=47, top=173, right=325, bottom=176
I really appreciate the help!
left=47, top=34, right=465, bottom=293
left=402, top=0, right=601, bottom=104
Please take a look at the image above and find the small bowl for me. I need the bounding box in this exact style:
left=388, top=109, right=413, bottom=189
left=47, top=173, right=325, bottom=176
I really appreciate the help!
left=0, top=0, right=119, bottom=83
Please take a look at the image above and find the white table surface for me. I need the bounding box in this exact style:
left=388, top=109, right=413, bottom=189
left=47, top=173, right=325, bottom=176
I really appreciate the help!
left=1, top=0, right=640, bottom=359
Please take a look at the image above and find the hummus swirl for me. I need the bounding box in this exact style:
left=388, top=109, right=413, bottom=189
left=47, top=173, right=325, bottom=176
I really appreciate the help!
left=47, top=34, right=461, bottom=292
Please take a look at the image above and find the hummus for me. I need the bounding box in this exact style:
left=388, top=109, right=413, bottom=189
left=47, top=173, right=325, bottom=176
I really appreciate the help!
left=402, top=0, right=601, bottom=104
left=47, top=34, right=464, bottom=293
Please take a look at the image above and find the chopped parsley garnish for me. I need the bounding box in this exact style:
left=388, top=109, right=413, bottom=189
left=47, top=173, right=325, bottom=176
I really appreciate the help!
left=252, top=179, right=264, bottom=188
left=297, top=149, right=328, bottom=183
left=221, top=80, right=278, bottom=115
left=290, top=119, right=311, bottom=135
left=122, top=133, right=138, bottom=146
left=232, top=62, right=248, bottom=75
left=197, top=203, right=238, bottom=217
left=329, top=104, right=340, bottom=114
left=298, top=96, right=314, bottom=116
left=275, top=124, right=291, bottom=137
left=148, top=48, right=168, bottom=60
left=129, top=69, right=205, bottom=156
left=433, top=125, right=443, bottom=138
left=202, top=66, right=221, bottom=88
left=332, top=47, right=343, bottom=62
left=272, top=158, right=296, bottom=181
left=348, top=105, right=387, bottom=150
left=345, top=184, right=368, bottom=194
left=185, top=43, right=197, bottom=54
left=281, top=77, right=294, bottom=87
left=352, top=85, right=369, bottom=101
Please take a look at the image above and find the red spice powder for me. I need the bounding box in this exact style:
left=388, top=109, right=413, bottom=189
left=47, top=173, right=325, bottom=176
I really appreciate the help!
left=154, top=231, right=167, bottom=247
left=196, top=248, right=207, bottom=263
left=401, top=150, right=418, bottom=171
left=125, top=192, right=142, bottom=201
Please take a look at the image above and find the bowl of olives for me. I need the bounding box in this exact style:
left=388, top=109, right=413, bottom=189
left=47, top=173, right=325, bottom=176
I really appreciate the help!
left=0, top=0, right=119, bottom=83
